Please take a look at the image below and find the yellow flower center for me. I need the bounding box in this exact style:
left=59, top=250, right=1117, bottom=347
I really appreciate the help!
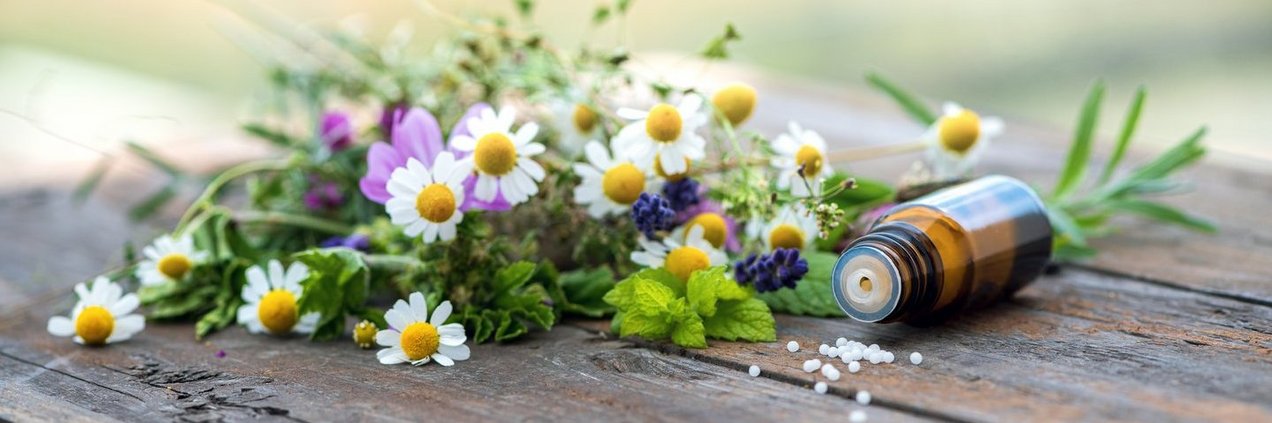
left=415, top=183, right=457, bottom=223
left=352, top=320, right=377, bottom=349
left=665, top=246, right=710, bottom=282
left=75, top=305, right=114, bottom=345
left=686, top=213, right=727, bottom=248
left=795, top=145, right=824, bottom=177
left=601, top=163, right=646, bottom=205
left=572, top=104, right=598, bottom=134
left=257, top=289, right=299, bottom=335
left=157, top=253, right=192, bottom=280
left=769, top=224, right=806, bottom=250
left=399, top=321, right=440, bottom=361
left=653, top=155, right=691, bottom=182
left=712, top=83, right=757, bottom=126
left=938, top=109, right=981, bottom=154
left=644, top=103, right=682, bottom=143
left=474, top=133, right=518, bottom=175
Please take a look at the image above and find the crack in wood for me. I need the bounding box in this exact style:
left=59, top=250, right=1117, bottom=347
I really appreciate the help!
left=0, top=349, right=144, bottom=402
left=123, top=354, right=307, bottom=423
left=1067, top=263, right=1272, bottom=308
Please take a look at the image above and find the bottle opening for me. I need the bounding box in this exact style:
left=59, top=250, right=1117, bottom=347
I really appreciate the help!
left=832, top=245, right=901, bottom=322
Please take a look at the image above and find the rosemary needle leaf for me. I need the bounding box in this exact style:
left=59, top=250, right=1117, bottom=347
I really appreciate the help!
left=1053, top=80, right=1105, bottom=200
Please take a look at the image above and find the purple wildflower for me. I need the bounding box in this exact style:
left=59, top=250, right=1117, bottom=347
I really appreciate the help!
left=661, top=178, right=700, bottom=212
left=631, top=193, right=676, bottom=238
left=734, top=248, right=809, bottom=292
left=321, top=111, right=355, bottom=151
left=319, top=234, right=371, bottom=252
left=358, top=107, right=446, bottom=204
left=303, top=181, right=344, bottom=211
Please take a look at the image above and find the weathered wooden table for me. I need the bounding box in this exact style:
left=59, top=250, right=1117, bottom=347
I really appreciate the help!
left=2, top=69, right=1269, bottom=422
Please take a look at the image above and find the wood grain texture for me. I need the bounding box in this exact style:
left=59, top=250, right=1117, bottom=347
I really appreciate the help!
left=0, top=319, right=918, bottom=422
left=577, top=266, right=1272, bottom=422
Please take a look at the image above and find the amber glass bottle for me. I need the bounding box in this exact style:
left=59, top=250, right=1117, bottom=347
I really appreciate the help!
left=832, top=175, right=1052, bottom=324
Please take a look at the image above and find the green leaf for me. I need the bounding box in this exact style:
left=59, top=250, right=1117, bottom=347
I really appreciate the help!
left=703, top=298, right=776, bottom=342
left=1098, top=86, right=1146, bottom=184
left=1046, top=207, right=1088, bottom=247
left=514, top=0, right=534, bottom=17
left=1052, top=80, right=1105, bottom=199
left=495, top=261, right=538, bottom=292
left=128, top=185, right=176, bottom=221
left=686, top=266, right=727, bottom=317
left=592, top=5, right=611, bottom=25
left=825, top=175, right=894, bottom=208
left=294, top=248, right=370, bottom=341
left=72, top=158, right=112, bottom=204
left=557, top=267, right=617, bottom=317
left=1105, top=199, right=1217, bottom=233
left=241, top=122, right=293, bottom=148
left=756, top=251, right=845, bottom=317
left=865, top=72, right=937, bottom=126
left=1124, top=127, right=1207, bottom=184
left=670, top=311, right=707, bottom=348
left=125, top=141, right=180, bottom=176
left=616, top=0, right=632, bottom=13
left=700, top=23, right=741, bottom=60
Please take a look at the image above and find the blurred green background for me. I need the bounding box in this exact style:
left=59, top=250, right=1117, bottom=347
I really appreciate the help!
left=2, top=0, right=1269, bottom=187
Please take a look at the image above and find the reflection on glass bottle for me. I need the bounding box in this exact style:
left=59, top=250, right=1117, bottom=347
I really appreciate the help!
left=832, top=175, right=1053, bottom=324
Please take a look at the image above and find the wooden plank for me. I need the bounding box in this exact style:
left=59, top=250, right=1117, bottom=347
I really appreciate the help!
left=728, top=68, right=1272, bottom=303
left=0, top=318, right=923, bottom=422
left=577, top=267, right=1272, bottom=422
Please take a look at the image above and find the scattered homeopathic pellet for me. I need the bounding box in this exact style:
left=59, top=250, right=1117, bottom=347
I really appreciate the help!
left=848, top=361, right=861, bottom=373
left=819, top=343, right=830, bottom=355
left=910, top=352, right=923, bottom=365
left=836, top=337, right=849, bottom=347
left=850, top=410, right=867, bottom=423
left=749, top=365, right=761, bottom=377
left=821, top=364, right=841, bottom=381
left=787, top=341, right=800, bottom=352
left=803, top=359, right=822, bottom=373
left=814, top=381, right=828, bottom=394
left=856, top=390, right=872, bottom=405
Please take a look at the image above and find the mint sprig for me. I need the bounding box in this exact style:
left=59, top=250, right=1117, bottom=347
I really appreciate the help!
left=604, top=267, right=776, bottom=349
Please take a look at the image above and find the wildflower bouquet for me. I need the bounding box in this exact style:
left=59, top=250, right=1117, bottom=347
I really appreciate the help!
left=61, top=1, right=1212, bottom=354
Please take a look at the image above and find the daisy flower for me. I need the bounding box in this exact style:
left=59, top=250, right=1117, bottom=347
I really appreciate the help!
left=450, top=105, right=546, bottom=205
left=711, top=82, right=758, bottom=127
left=385, top=152, right=470, bottom=243
left=762, top=204, right=820, bottom=251
left=631, top=225, right=728, bottom=282
left=360, top=107, right=446, bottom=204
left=772, top=121, right=833, bottom=198
left=573, top=140, right=660, bottom=218
left=922, top=102, right=1003, bottom=180
left=552, top=96, right=603, bottom=158
left=448, top=103, right=512, bottom=212
left=136, top=234, right=208, bottom=286
left=672, top=205, right=740, bottom=252
left=375, top=292, right=470, bottom=366
left=237, top=260, right=319, bottom=336
left=47, top=277, right=144, bottom=345
left=613, top=95, right=707, bottom=175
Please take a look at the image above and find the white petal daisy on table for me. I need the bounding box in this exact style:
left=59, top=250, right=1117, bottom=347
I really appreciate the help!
left=375, top=292, right=470, bottom=366
left=631, top=225, right=728, bottom=282
left=136, top=234, right=208, bottom=286
left=922, top=102, right=1003, bottom=180
left=385, top=152, right=471, bottom=243
left=573, top=140, right=661, bottom=218
left=237, top=260, right=319, bottom=336
left=450, top=106, right=547, bottom=205
left=47, top=277, right=144, bottom=345
left=552, top=97, right=603, bottom=158
left=613, top=95, right=707, bottom=175
left=772, top=121, right=833, bottom=198
left=762, top=203, right=820, bottom=251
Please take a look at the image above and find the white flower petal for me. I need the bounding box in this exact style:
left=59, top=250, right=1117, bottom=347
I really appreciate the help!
left=430, top=300, right=452, bottom=326
left=376, top=329, right=401, bottom=347
left=408, top=292, right=429, bottom=322
left=517, top=158, right=546, bottom=181
left=110, top=294, right=140, bottom=316
left=438, top=344, right=470, bottom=361
left=431, top=353, right=455, bottom=366
left=47, top=316, right=74, bottom=337
left=385, top=308, right=410, bottom=331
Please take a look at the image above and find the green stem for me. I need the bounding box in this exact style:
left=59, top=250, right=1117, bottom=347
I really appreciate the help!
left=363, top=254, right=425, bottom=272
left=175, top=159, right=292, bottom=234
left=230, top=209, right=353, bottom=234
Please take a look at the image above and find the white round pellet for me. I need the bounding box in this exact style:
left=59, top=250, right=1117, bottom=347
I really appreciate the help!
left=819, top=344, right=830, bottom=355
left=828, top=347, right=842, bottom=358
left=841, top=354, right=853, bottom=364
left=814, top=382, right=828, bottom=394
left=857, top=390, right=872, bottom=405
left=836, top=337, right=848, bottom=347
left=845, top=348, right=863, bottom=361
left=823, top=366, right=841, bottom=381
left=868, top=353, right=882, bottom=364
left=867, top=343, right=879, bottom=352
left=910, top=352, right=923, bottom=365
left=749, top=365, right=761, bottom=377
left=848, top=361, right=861, bottom=373
left=787, top=341, right=800, bottom=352
left=883, top=352, right=895, bottom=363
left=850, top=410, right=866, bottom=422
left=803, top=359, right=822, bottom=373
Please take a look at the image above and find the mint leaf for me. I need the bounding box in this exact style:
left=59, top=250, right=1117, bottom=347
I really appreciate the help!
left=294, top=248, right=369, bottom=341
left=703, top=298, right=776, bottom=342
left=496, top=261, right=538, bottom=292
left=686, top=266, right=725, bottom=317
left=556, top=267, right=616, bottom=317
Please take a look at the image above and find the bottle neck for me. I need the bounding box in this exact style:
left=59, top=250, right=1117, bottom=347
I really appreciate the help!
left=833, top=222, right=942, bottom=323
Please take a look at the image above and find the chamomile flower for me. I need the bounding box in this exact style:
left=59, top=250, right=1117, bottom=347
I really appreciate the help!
left=375, top=292, right=470, bottom=366
left=613, top=95, right=707, bottom=175
left=573, top=140, right=660, bottom=218
left=670, top=209, right=738, bottom=252
left=47, top=277, right=144, bottom=345
left=135, top=234, right=208, bottom=286
left=711, top=82, right=758, bottom=127
left=552, top=97, right=603, bottom=157
left=923, top=102, right=1003, bottom=179
left=385, top=152, right=471, bottom=243
left=772, top=122, right=833, bottom=198
left=237, top=260, right=319, bottom=336
left=450, top=106, right=546, bottom=205
left=762, top=204, right=819, bottom=251
left=631, top=225, right=728, bottom=282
